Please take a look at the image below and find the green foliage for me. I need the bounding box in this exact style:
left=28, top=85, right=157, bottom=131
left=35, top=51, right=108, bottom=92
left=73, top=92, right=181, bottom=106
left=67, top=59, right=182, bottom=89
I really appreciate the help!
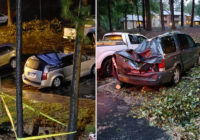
left=137, top=66, right=200, bottom=139
left=0, top=95, right=95, bottom=132
left=98, top=0, right=160, bottom=31
left=85, top=124, right=95, bottom=133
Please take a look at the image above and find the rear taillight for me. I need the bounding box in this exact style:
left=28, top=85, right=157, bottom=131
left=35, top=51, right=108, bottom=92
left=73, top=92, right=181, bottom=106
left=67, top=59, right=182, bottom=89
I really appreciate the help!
left=42, top=66, right=49, bottom=80
left=158, top=59, right=165, bottom=72
left=42, top=73, right=48, bottom=80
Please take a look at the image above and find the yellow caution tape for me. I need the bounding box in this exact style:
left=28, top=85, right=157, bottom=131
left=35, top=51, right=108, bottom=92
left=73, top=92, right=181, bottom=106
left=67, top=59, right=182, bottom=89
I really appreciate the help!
left=0, top=93, right=77, bottom=140
left=0, top=95, right=18, bottom=139
left=2, top=92, right=68, bottom=127
left=17, top=131, right=76, bottom=140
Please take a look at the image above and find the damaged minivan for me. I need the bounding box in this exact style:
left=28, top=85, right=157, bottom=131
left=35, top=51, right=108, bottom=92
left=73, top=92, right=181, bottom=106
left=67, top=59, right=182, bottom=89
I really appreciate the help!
left=112, top=32, right=200, bottom=87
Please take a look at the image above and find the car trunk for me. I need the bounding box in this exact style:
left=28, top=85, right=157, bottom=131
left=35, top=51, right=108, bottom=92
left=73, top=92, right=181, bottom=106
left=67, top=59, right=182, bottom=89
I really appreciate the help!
left=113, top=38, right=165, bottom=77
left=24, top=56, right=46, bottom=83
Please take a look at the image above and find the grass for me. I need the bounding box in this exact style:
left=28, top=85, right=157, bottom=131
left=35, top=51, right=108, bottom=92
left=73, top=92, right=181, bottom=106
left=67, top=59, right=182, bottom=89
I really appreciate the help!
left=134, top=66, right=200, bottom=140
left=0, top=93, right=95, bottom=135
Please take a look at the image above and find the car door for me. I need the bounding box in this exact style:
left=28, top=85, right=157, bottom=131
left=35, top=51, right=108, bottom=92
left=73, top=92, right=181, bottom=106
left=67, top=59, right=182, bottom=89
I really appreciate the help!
left=62, top=54, right=74, bottom=81
left=176, top=34, right=192, bottom=70
left=185, top=35, right=197, bottom=66
left=161, top=36, right=178, bottom=70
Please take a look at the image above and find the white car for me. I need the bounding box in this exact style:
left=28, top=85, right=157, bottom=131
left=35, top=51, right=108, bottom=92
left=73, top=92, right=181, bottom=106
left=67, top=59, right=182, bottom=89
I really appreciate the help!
left=0, top=13, right=8, bottom=24
left=97, top=32, right=146, bottom=76
left=23, top=52, right=95, bottom=88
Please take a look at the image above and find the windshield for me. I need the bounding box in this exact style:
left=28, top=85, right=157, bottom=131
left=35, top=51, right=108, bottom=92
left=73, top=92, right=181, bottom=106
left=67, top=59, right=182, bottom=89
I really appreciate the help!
left=103, top=35, right=123, bottom=41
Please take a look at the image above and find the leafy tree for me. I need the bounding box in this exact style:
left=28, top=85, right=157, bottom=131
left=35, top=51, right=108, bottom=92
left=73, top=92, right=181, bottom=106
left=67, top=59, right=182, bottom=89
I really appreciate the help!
left=196, top=0, right=200, bottom=17
left=61, top=0, right=92, bottom=139
left=107, top=0, right=112, bottom=31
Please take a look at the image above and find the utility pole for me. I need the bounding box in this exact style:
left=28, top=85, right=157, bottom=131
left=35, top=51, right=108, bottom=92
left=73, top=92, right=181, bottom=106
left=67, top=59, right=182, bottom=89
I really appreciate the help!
left=16, top=0, right=23, bottom=138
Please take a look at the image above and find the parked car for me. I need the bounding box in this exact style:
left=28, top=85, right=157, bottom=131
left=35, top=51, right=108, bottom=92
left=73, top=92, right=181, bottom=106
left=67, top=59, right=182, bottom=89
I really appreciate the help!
left=22, top=52, right=95, bottom=88
left=112, top=32, right=200, bottom=87
left=0, top=43, right=16, bottom=69
left=97, top=32, right=146, bottom=76
left=0, top=13, right=8, bottom=24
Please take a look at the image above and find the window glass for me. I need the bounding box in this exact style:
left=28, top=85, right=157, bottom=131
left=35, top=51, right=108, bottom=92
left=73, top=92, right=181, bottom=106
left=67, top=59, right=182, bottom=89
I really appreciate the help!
left=0, top=47, right=10, bottom=55
left=186, top=35, right=195, bottom=48
left=161, top=36, right=176, bottom=54
left=86, top=32, right=95, bottom=45
left=62, top=54, right=73, bottom=66
left=103, top=35, right=123, bottom=41
left=128, top=35, right=137, bottom=44
left=177, top=34, right=189, bottom=50
left=138, top=36, right=146, bottom=44
left=26, top=56, right=46, bottom=70
left=81, top=55, right=88, bottom=62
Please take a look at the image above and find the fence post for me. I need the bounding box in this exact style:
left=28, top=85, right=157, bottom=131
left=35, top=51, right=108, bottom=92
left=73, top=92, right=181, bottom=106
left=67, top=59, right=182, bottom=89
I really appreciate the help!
left=16, top=0, right=23, bottom=137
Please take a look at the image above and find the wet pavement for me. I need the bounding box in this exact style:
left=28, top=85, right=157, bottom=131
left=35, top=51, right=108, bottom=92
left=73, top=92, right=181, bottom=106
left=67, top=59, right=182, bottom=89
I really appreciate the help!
left=0, top=66, right=95, bottom=101
left=97, top=77, right=170, bottom=140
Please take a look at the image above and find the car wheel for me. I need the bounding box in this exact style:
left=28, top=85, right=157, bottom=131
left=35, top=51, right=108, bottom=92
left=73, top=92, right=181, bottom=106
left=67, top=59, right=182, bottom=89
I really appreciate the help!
left=52, top=77, right=62, bottom=88
left=10, top=58, right=16, bottom=69
left=91, top=65, right=95, bottom=75
left=102, top=58, right=112, bottom=77
left=172, top=66, right=181, bottom=84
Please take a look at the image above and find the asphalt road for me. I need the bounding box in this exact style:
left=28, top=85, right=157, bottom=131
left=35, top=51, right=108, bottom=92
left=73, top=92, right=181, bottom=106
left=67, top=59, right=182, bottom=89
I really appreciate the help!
left=97, top=77, right=170, bottom=140
left=0, top=66, right=95, bottom=100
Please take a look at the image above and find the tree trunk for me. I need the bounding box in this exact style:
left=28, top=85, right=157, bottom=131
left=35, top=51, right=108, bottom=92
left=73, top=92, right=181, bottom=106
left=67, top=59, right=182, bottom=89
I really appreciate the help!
left=107, top=0, right=112, bottom=31
left=190, top=0, right=195, bottom=27
left=160, top=0, right=165, bottom=30
left=142, top=0, right=145, bottom=29
left=181, top=0, right=184, bottom=27
left=7, top=0, right=12, bottom=25
left=169, top=0, right=176, bottom=29
left=145, top=0, right=151, bottom=30
left=135, top=0, right=141, bottom=32
left=67, top=0, right=83, bottom=139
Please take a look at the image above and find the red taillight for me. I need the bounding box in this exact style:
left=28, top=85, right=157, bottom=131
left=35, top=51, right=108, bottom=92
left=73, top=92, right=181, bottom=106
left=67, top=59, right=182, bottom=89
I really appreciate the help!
left=42, top=73, right=48, bottom=80
left=158, top=59, right=165, bottom=72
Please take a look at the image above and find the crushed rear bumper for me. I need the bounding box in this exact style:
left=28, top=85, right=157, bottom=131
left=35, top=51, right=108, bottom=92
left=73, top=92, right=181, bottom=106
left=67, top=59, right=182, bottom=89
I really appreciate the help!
left=116, top=68, right=174, bottom=86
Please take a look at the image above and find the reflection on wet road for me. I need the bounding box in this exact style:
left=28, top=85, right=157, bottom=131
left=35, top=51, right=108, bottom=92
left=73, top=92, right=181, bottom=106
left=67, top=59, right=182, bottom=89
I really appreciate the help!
left=0, top=66, right=95, bottom=100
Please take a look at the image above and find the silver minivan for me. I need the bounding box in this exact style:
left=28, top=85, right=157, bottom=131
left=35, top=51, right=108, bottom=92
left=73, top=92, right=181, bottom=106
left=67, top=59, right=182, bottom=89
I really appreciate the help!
left=22, top=52, right=95, bottom=88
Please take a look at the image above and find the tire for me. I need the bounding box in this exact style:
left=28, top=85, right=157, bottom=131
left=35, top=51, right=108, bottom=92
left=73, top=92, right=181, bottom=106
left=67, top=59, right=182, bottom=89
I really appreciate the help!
left=10, top=58, right=16, bottom=69
left=91, top=65, right=95, bottom=75
left=52, top=77, right=62, bottom=88
left=172, top=66, right=181, bottom=85
left=102, top=58, right=112, bottom=77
